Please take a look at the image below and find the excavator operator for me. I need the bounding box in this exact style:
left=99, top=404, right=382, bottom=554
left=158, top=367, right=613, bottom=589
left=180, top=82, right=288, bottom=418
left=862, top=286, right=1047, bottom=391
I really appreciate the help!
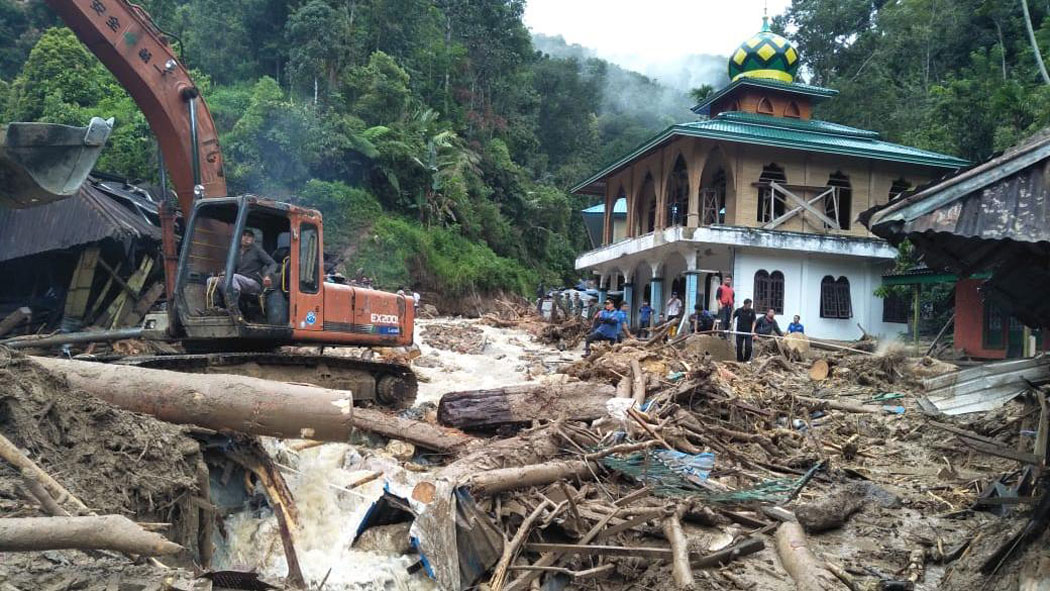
left=208, top=229, right=277, bottom=319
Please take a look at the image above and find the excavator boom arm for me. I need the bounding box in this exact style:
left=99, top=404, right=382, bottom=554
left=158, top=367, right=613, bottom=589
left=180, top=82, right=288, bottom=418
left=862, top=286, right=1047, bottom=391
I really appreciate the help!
left=43, top=0, right=226, bottom=216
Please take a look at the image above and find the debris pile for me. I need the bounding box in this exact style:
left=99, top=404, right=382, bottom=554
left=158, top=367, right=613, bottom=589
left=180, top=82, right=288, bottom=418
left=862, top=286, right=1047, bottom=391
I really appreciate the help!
left=410, top=333, right=1050, bottom=591
left=2, top=320, right=1049, bottom=591
left=0, top=347, right=207, bottom=589
left=421, top=322, right=488, bottom=354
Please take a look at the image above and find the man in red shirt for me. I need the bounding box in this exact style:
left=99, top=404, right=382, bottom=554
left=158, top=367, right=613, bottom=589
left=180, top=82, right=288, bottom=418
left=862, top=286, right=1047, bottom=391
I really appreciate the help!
left=716, top=275, right=735, bottom=333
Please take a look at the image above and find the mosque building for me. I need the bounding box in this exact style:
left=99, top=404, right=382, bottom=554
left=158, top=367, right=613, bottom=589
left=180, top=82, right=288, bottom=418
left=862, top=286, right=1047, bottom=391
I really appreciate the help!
left=574, top=17, right=968, bottom=340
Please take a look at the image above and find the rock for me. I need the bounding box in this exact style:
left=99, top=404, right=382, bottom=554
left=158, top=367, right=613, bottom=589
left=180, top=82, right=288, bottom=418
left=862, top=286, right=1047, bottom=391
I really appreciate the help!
left=385, top=439, right=416, bottom=461
left=353, top=521, right=413, bottom=554
left=795, top=483, right=868, bottom=532
left=682, top=334, right=735, bottom=362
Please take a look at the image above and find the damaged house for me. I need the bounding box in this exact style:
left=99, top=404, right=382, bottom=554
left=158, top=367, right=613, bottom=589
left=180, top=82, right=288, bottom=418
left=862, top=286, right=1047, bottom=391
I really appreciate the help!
left=0, top=175, right=164, bottom=337
left=863, top=130, right=1050, bottom=358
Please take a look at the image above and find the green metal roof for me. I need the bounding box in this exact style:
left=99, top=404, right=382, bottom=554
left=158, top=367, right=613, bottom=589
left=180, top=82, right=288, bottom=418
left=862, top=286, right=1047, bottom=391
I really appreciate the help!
left=691, top=77, right=838, bottom=116
left=571, top=112, right=969, bottom=194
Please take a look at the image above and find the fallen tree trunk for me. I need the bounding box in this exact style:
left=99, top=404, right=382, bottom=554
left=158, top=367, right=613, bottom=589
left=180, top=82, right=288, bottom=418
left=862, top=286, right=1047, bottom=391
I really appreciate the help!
left=31, top=356, right=474, bottom=453
left=0, top=515, right=182, bottom=555
left=0, top=306, right=31, bottom=337
left=774, top=520, right=838, bottom=591
left=438, top=383, right=616, bottom=429
left=466, top=460, right=597, bottom=495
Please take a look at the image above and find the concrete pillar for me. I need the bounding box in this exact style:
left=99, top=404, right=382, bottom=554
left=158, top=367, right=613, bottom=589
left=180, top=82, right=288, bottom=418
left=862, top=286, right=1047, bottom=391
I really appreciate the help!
left=598, top=274, right=608, bottom=305
left=651, top=277, right=664, bottom=326
left=684, top=272, right=700, bottom=323
left=623, top=283, right=635, bottom=328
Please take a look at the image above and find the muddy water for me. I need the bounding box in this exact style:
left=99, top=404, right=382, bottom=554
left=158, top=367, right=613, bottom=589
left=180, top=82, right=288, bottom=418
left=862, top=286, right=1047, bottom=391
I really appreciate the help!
left=215, top=319, right=555, bottom=589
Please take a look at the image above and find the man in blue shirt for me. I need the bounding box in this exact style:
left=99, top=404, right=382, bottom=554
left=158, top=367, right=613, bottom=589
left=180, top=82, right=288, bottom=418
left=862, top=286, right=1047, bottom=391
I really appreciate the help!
left=788, top=315, right=804, bottom=334
left=638, top=300, right=653, bottom=337
left=616, top=301, right=632, bottom=342
left=585, top=300, right=621, bottom=355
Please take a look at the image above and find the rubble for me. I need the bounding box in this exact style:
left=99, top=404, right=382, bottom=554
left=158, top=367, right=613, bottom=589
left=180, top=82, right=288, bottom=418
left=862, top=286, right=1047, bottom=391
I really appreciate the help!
left=3, top=316, right=1049, bottom=591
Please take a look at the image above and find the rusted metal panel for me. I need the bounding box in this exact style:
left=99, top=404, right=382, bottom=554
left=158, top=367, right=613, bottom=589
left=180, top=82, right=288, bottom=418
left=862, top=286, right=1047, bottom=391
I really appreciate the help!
left=0, top=178, right=161, bottom=263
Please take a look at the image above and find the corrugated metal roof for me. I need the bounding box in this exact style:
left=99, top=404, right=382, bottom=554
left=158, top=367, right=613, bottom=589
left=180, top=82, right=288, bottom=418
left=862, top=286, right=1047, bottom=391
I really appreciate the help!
left=582, top=197, right=627, bottom=215
left=0, top=178, right=162, bottom=263
left=572, top=113, right=968, bottom=194
left=861, top=129, right=1050, bottom=329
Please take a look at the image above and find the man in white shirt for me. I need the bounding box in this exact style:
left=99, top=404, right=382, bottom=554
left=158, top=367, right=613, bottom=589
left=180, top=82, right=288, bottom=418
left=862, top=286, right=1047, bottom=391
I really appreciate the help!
left=666, top=292, right=683, bottom=323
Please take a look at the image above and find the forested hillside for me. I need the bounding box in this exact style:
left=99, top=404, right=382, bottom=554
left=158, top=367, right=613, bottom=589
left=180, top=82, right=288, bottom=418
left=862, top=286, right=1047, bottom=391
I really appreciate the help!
left=776, top=0, right=1050, bottom=163
left=0, top=0, right=690, bottom=297
left=5, top=0, right=1050, bottom=298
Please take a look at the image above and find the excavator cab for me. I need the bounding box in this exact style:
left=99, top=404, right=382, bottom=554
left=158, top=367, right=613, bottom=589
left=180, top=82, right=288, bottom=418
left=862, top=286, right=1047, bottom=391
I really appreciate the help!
left=171, top=195, right=415, bottom=353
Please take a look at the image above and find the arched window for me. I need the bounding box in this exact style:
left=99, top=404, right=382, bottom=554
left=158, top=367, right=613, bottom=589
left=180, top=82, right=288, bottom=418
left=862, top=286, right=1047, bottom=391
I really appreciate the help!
left=757, top=97, right=774, bottom=115
left=785, top=101, right=801, bottom=118
left=754, top=270, right=785, bottom=314
left=825, top=171, right=852, bottom=230
left=666, top=155, right=688, bottom=227
left=757, top=163, right=787, bottom=223
left=700, top=168, right=727, bottom=225
left=889, top=178, right=911, bottom=201
left=820, top=276, right=853, bottom=319
left=636, top=172, right=656, bottom=235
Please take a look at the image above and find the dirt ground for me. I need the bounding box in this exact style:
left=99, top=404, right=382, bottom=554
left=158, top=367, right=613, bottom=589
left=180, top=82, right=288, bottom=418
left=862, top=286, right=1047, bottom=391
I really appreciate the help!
left=0, top=348, right=207, bottom=589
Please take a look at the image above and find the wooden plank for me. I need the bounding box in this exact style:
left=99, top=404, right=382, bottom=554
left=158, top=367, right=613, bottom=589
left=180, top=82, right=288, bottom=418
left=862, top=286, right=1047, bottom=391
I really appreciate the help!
left=84, top=261, right=121, bottom=325
left=524, top=543, right=672, bottom=558
left=769, top=181, right=840, bottom=229
left=63, top=247, right=100, bottom=319
left=104, top=257, right=153, bottom=329
left=973, top=496, right=1041, bottom=506
left=122, top=282, right=165, bottom=328
left=959, top=437, right=1043, bottom=466
left=764, top=186, right=834, bottom=230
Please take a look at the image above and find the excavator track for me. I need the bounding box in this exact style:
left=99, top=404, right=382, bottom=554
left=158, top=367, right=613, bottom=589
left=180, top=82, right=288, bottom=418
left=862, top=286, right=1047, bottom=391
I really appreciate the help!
left=115, top=352, right=418, bottom=410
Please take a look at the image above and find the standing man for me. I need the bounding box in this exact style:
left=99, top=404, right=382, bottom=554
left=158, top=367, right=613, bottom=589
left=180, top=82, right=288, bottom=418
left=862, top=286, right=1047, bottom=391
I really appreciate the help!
left=755, top=308, right=784, bottom=337
left=638, top=300, right=653, bottom=338
left=584, top=300, right=621, bottom=356
left=716, top=276, right=735, bottom=333
left=666, top=292, right=683, bottom=324
left=731, top=298, right=757, bottom=362
left=617, top=301, right=632, bottom=342
left=788, top=315, right=804, bottom=334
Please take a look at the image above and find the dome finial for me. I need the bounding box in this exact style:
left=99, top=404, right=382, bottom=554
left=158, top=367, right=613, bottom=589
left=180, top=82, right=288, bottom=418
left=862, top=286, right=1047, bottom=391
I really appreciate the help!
left=727, top=10, right=801, bottom=83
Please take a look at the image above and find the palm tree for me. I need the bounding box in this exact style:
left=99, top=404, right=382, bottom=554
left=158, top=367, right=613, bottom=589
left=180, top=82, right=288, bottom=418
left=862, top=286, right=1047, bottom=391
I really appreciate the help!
left=409, top=109, right=480, bottom=226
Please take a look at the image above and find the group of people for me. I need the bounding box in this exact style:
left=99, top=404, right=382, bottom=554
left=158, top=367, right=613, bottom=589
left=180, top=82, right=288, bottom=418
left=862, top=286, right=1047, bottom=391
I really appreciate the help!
left=583, top=299, right=633, bottom=355
left=582, top=275, right=806, bottom=362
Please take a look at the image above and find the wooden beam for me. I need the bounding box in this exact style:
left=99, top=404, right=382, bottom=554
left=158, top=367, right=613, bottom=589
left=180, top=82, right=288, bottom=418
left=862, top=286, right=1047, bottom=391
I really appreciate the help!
left=764, top=186, right=834, bottom=230
left=524, top=543, right=672, bottom=558
left=769, top=181, right=840, bottom=229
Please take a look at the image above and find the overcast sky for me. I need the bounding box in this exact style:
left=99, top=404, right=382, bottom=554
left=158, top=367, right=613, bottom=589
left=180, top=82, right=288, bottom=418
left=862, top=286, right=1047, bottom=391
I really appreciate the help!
left=523, top=0, right=793, bottom=75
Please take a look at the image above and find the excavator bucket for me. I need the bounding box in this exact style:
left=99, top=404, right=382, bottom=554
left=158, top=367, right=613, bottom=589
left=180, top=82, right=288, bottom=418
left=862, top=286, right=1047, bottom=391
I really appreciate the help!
left=0, top=116, right=113, bottom=208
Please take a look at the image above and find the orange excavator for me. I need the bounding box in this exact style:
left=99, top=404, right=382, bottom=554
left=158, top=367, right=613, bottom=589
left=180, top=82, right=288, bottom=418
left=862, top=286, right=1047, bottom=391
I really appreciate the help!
left=8, top=0, right=418, bottom=406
